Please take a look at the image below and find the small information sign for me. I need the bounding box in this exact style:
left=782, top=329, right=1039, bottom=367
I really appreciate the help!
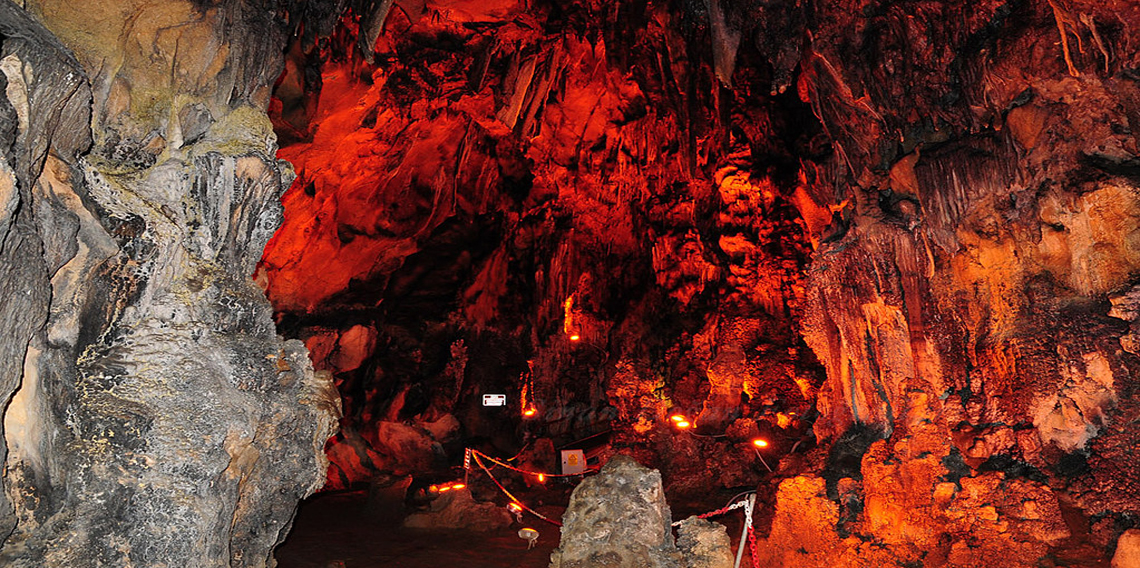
left=561, top=449, right=586, bottom=475
left=482, top=394, right=507, bottom=407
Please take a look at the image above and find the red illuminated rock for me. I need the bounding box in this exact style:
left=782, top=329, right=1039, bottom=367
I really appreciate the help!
left=254, top=0, right=1140, bottom=562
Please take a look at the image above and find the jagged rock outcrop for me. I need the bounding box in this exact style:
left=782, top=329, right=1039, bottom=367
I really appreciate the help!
left=0, top=1, right=338, bottom=566
left=550, top=455, right=683, bottom=568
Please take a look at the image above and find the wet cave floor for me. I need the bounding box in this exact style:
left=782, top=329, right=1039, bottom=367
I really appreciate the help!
left=274, top=490, right=563, bottom=568
left=274, top=487, right=758, bottom=568
left=274, top=487, right=1114, bottom=568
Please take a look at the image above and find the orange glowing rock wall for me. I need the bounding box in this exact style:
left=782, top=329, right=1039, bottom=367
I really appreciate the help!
left=261, top=0, right=1140, bottom=564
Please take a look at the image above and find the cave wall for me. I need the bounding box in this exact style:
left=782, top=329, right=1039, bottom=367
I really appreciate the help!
left=765, top=1, right=1140, bottom=564
left=0, top=1, right=338, bottom=566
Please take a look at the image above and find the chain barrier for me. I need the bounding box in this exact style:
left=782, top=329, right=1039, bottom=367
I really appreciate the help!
left=745, top=495, right=759, bottom=568
left=463, top=446, right=760, bottom=564
left=468, top=448, right=589, bottom=478
left=670, top=497, right=750, bottom=527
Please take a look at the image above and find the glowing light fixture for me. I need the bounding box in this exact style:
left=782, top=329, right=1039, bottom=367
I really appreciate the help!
left=523, top=406, right=537, bottom=417
left=519, top=527, right=540, bottom=549
left=537, top=473, right=546, bottom=483
left=452, top=483, right=466, bottom=490
left=508, top=502, right=523, bottom=513
left=569, top=334, right=580, bottom=341
left=669, top=414, right=686, bottom=423
left=675, top=420, right=691, bottom=429
left=752, top=438, right=769, bottom=448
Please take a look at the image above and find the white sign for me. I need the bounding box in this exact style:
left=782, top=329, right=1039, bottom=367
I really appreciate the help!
left=561, top=449, right=586, bottom=475
left=482, top=394, right=507, bottom=407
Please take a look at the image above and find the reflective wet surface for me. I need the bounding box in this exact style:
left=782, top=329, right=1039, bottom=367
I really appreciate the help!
left=275, top=491, right=560, bottom=568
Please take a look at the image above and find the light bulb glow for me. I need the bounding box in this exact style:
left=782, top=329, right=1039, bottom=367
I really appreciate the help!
left=669, top=414, right=686, bottom=422
left=569, top=334, right=580, bottom=341
left=675, top=420, right=691, bottom=429
left=537, top=473, right=545, bottom=482
left=752, top=438, right=769, bottom=448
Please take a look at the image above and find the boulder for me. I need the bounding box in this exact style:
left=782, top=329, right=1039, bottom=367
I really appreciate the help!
left=676, top=517, right=733, bottom=568
left=550, top=454, right=683, bottom=568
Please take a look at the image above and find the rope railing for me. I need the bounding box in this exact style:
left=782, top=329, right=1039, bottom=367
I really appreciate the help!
left=470, top=450, right=563, bottom=526
left=469, top=448, right=594, bottom=479
left=462, top=447, right=760, bottom=568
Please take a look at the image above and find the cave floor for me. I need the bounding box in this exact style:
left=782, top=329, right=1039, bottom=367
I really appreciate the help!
left=275, top=490, right=561, bottom=568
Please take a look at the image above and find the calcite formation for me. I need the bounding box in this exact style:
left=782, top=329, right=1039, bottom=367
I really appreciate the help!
left=551, top=455, right=683, bottom=568
left=0, top=1, right=338, bottom=566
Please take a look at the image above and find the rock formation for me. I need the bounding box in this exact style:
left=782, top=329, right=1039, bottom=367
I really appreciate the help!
left=2, top=0, right=1140, bottom=566
left=551, top=455, right=684, bottom=568
left=0, top=1, right=338, bottom=566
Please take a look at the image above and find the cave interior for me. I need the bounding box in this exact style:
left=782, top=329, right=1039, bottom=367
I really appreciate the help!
left=2, top=0, right=1140, bottom=566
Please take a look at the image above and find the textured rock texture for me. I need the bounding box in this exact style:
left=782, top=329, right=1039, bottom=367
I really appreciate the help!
left=675, top=517, right=733, bottom=568
left=1115, top=530, right=1140, bottom=568
left=550, top=455, right=682, bottom=568
left=0, top=1, right=338, bottom=566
